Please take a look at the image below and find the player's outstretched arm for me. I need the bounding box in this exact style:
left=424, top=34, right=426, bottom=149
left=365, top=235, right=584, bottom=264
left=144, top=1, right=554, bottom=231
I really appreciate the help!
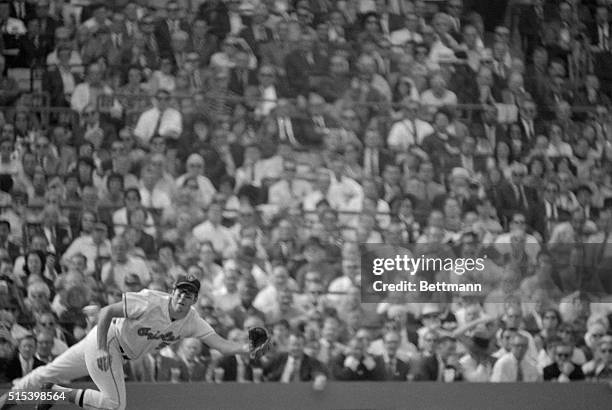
left=96, top=302, right=125, bottom=371
left=201, top=333, right=250, bottom=356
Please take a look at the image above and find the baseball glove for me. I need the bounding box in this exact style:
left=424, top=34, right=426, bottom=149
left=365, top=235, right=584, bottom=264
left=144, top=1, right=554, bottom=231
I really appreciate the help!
left=248, top=326, right=270, bottom=359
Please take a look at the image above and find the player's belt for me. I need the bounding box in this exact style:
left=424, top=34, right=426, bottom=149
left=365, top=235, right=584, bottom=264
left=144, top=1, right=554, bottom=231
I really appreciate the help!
left=118, top=343, right=131, bottom=361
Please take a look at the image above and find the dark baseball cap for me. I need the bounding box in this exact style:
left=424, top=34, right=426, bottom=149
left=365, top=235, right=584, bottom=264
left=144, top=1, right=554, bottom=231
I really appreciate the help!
left=174, top=274, right=200, bottom=294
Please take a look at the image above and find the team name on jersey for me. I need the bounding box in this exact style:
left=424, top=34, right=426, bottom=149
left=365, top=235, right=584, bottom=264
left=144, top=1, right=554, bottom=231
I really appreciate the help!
left=137, top=327, right=181, bottom=343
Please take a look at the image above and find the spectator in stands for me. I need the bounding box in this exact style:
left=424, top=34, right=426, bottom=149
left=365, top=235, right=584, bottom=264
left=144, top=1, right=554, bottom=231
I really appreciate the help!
left=264, top=331, right=326, bottom=382
left=491, top=334, right=540, bottom=382
left=5, top=333, right=44, bottom=382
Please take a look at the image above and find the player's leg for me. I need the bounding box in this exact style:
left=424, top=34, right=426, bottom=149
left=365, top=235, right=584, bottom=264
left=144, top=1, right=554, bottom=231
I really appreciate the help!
left=0, top=336, right=90, bottom=409
left=81, top=333, right=126, bottom=410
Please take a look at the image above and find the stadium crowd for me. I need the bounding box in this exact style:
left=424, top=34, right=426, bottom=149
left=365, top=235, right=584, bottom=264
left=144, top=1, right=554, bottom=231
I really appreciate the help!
left=1, top=0, right=612, bottom=385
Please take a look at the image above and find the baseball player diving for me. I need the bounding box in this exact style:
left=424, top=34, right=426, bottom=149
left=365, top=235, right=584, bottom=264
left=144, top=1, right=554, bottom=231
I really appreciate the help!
left=0, top=275, right=269, bottom=410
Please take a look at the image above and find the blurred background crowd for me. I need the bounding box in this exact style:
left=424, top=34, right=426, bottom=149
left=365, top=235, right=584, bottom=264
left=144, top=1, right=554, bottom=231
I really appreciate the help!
left=1, top=0, right=612, bottom=385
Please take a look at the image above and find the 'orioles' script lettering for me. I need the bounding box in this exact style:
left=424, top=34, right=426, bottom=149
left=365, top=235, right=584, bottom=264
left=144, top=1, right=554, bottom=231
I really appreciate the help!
left=137, top=327, right=180, bottom=343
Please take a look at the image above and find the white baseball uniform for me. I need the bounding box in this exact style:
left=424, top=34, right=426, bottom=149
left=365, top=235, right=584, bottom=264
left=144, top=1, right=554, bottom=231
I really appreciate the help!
left=11, top=290, right=215, bottom=410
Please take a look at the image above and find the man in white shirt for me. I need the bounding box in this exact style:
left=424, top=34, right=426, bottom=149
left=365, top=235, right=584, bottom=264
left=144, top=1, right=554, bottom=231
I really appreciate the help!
left=326, top=155, right=363, bottom=213
left=390, top=12, right=423, bottom=46
left=268, top=161, right=311, bottom=210
left=100, top=236, right=151, bottom=292
left=387, top=98, right=433, bottom=151
left=70, top=62, right=122, bottom=114
left=139, top=165, right=172, bottom=212
left=133, top=89, right=182, bottom=145
left=491, top=334, right=541, bottom=382
left=61, top=222, right=111, bottom=275
left=494, top=212, right=541, bottom=266
left=192, top=202, right=237, bottom=259
left=175, top=154, right=216, bottom=208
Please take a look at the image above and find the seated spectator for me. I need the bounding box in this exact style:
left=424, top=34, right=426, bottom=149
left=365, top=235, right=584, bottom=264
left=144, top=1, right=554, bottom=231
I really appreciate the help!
left=330, top=330, right=384, bottom=382
left=100, top=236, right=151, bottom=292
left=582, top=335, right=612, bottom=381
left=414, top=335, right=462, bottom=382
left=543, top=341, right=585, bottom=382
left=491, top=334, right=541, bottom=382
left=5, top=333, right=44, bottom=382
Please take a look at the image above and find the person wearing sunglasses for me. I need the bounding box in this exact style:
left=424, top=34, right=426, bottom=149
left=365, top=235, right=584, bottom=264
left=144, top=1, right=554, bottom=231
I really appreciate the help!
left=543, top=340, right=585, bottom=381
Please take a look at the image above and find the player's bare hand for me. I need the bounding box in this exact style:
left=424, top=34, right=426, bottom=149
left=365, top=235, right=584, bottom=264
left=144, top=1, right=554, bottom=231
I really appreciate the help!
left=97, top=349, right=111, bottom=371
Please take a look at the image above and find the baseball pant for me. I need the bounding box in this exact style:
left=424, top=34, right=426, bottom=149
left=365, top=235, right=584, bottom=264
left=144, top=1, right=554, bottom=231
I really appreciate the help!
left=12, top=326, right=126, bottom=410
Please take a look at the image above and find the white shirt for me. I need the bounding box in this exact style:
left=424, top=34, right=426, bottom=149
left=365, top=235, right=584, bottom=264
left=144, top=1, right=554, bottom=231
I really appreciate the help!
left=70, top=83, right=122, bottom=114
left=490, top=352, right=541, bottom=382
left=256, top=85, right=278, bottom=117
left=192, top=221, right=237, bottom=259
left=101, top=256, right=151, bottom=292
left=328, top=172, right=364, bottom=213
left=47, top=50, right=83, bottom=75
left=139, top=186, right=172, bottom=212
left=109, top=290, right=215, bottom=360
left=58, top=67, right=76, bottom=96
left=387, top=118, right=434, bottom=150
left=420, top=89, right=458, bottom=114
left=268, top=179, right=312, bottom=208
left=327, top=276, right=354, bottom=305
left=18, top=354, right=33, bottom=377
left=134, top=107, right=183, bottom=143
left=175, top=174, right=216, bottom=208
left=61, top=235, right=112, bottom=275
left=1, top=17, right=26, bottom=36
left=389, top=29, right=423, bottom=46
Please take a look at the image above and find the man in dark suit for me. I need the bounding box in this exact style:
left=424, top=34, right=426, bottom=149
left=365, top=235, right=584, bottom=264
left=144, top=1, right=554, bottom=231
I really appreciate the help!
left=139, top=15, right=162, bottom=69
left=33, top=0, right=58, bottom=47
left=216, top=330, right=256, bottom=382
left=414, top=336, right=462, bottom=381
left=177, top=338, right=208, bottom=382
left=14, top=18, right=52, bottom=68
left=266, top=219, right=301, bottom=275
left=332, top=337, right=386, bottom=381
left=272, top=99, right=322, bottom=149
left=496, top=163, right=539, bottom=227
left=264, top=332, right=327, bottom=382
left=284, top=32, right=329, bottom=97
left=543, top=342, right=585, bottom=381
left=517, top=99, right=546, bottom=148
left=197, top=0, right=230, bottom=41
left=518, top=0, right=545, bottom=59
left=446, top=0, right=465, bottom=43
left=373, top=0, right=403, bottom=37
left=382, top=331, right=411, bottom=381
left=0, top=219, right=20, bottom=262
left=217, top=355, right=256, bottom=382
left=239, top=5, right=273, bottom=62
left=9, top=0, right=35, bottom=23
left=533, top=180, right=561, bottom=240
left=228, top=50, right=258, bottom=96
left=471, top=104, right=508, bottom=154
left=588, top=5, right=611, bottom=52
left=40, top=204, right=71, bottom=256
left=154, top=0, right=190, bottom=52
left=6, top=334, right=45, bottom=382
left=362, top=122, right=393, bottom=178
left=43, top=45, right=76, bottom=106
left=447, top=136, right=488, bottom=176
